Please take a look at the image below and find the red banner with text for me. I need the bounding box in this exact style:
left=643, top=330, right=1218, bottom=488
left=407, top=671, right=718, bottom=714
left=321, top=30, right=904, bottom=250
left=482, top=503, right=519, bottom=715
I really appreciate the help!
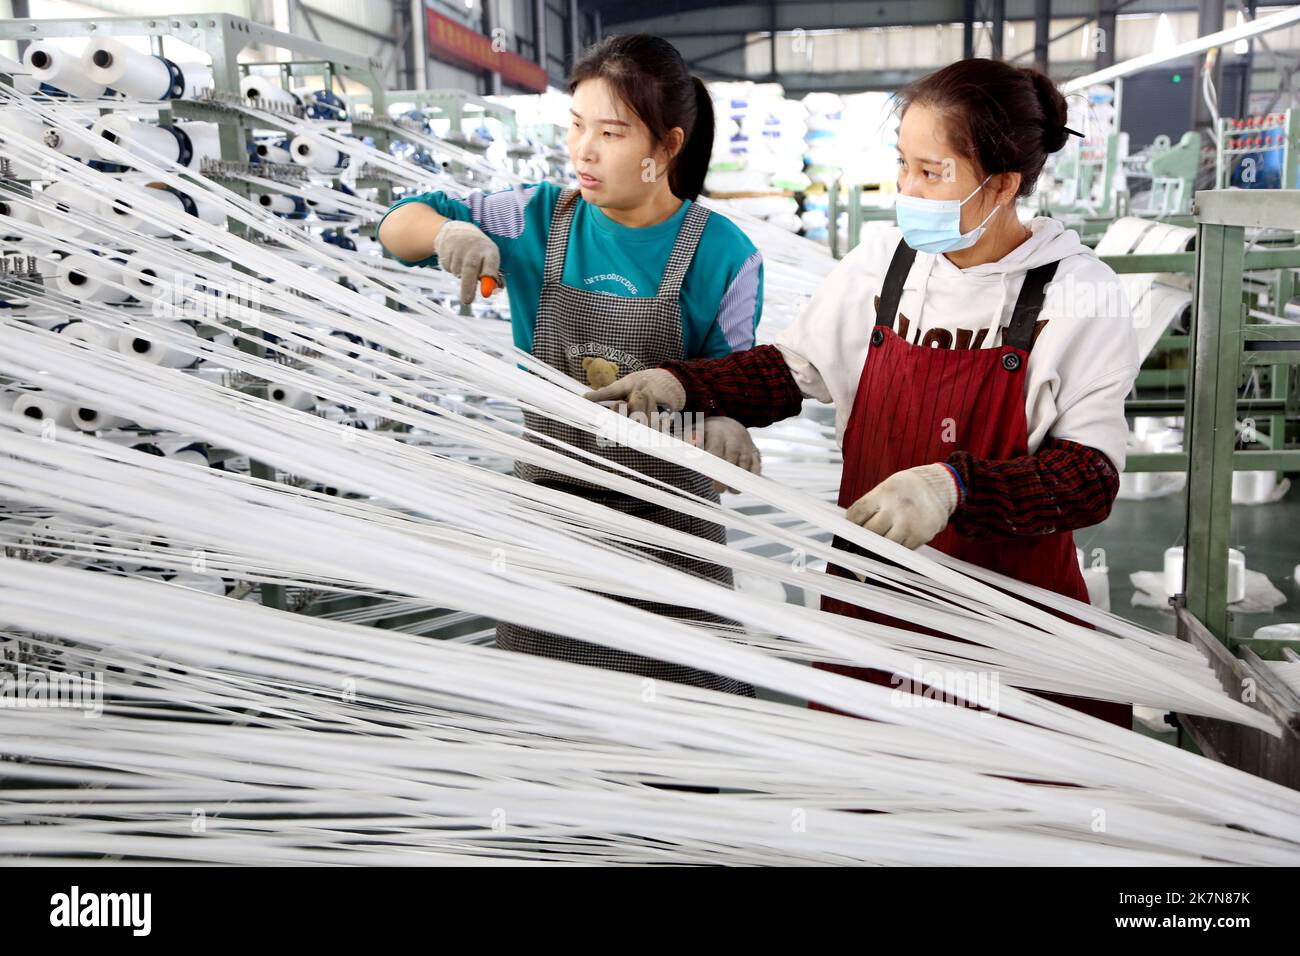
left=425, top=9, right=548, bottom=92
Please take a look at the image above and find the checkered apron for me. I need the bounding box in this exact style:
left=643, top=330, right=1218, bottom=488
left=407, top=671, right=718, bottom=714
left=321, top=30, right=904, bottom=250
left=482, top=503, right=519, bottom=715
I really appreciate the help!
left=497, top=189, right=752, bottom=697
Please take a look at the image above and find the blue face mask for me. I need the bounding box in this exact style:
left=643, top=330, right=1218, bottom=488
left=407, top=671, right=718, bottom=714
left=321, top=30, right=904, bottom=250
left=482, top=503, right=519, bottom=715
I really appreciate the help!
left=894, top=175, right=998, bottom=254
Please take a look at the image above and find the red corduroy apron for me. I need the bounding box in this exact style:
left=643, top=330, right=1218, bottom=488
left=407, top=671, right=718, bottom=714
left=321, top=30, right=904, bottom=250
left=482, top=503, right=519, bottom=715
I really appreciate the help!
left=814, top=239, right=1132, bottom=729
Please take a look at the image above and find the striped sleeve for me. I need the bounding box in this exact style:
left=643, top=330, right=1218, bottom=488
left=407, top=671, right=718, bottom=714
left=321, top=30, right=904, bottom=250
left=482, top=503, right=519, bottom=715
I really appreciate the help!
left=714, top=250, right=763, bottom=353
left=376, top=183, right=541, bottom=267
left=457, top=183, right=541, bottom=240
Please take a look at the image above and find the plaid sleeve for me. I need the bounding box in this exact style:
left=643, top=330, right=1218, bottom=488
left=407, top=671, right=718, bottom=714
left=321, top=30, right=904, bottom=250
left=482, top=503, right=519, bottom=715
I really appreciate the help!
left=659, top=344, right=804, bottom=427
left=944, top=437, right=1120, bottom=539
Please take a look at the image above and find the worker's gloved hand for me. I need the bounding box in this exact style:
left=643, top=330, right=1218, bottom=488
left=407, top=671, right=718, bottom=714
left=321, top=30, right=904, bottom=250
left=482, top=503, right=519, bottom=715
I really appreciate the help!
left=433, top=220, right=501, bottom=306
left=688, top=416, right=761, bottom=493
left=846, top=463, right=959, bottom=549
left=584, top=368, right=686, bottom=431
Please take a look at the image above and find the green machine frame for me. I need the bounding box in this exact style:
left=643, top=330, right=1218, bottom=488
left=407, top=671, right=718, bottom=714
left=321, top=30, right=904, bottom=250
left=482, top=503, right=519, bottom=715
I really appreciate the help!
left=1177, top=189, right=1300, bottom=641
left=1157, top=189, right=1300, bottom=788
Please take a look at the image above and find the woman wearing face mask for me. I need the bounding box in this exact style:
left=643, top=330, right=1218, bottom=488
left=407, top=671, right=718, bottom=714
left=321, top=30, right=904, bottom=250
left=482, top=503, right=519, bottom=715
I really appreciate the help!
left=377, top=34, right=764, bottom=695
left=589, top=59, right=1140, bottom=726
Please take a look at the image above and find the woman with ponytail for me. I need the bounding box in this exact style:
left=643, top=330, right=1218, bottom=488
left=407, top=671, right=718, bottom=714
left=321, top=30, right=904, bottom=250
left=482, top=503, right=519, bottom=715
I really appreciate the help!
left=378, top=35, right=764, bottom=694
left=591, top=59, right=1142, bottom=727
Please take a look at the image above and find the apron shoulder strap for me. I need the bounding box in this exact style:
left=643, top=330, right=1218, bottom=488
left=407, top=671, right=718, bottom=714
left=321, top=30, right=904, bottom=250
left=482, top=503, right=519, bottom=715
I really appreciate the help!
left=875, top=239, right=917, bottom=331
left=656, top=201, right=711, bottom=300
left=542, top=188, right=582, bottom=284
left=1004, top=259, right=1061, bottom=353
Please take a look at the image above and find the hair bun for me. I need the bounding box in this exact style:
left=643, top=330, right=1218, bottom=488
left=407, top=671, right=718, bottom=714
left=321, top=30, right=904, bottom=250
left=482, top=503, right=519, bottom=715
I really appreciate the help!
left=1026, top=69, right=1069, bottom=153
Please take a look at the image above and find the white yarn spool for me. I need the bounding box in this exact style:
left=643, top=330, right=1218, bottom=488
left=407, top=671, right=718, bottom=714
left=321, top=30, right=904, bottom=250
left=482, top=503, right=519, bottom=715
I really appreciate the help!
left=1227, top=549, right=1246, bottom=604
left=0, top=109, right=49, bottom=180
left=11, top=391, right=74, bottom=428
left=107, top=178, right=225, bottom=233
left=256, top=192, right=299, bottom=215
left=82, top=38, right=178, bottom=100
left=91, top=114, right=180, bottom=163
left=167, top=443, right=210, bottom=467
left=1163, top=547, right=1184, bottom=597
left=23, top=517, right=84, bottom=552
left=179, top=121, right=221, bottom=166
left=1253, top=622, right=1300, bottom=642
left=1231, top=470, right=1278, bottom=504
left=103, top=183, right=176, bottom=237
left=72, top=404, right=130, bottom=432
left=290, top=134, right=345, bottom=170
left=92, top=115, right=221, bottom=169
left=205, top=331, right=237, bottom=353
left=176, top=63, right=214, bottom=99
left=55, top=253, right=129, bottom=303
left=240, top=75, right=298, bottom=109
left=122, top=253, right=167, bottom=299
left=40, top=121, right=98, bottom=157
left=254, top=142, right=293, bottom=164
left=165, top=571, right=227, bottom=596
left=24, top=41, right=106, bottom=99
left=0, top=195, right=41, bottom=231
left=1164, top=546, right=1246, bottom=603
left=0, top=516, right=37, bottom=546
left=268, top=384, right=317, bottom=411
left=117, top=321, right=199, bottom=368
left=186, top=188, right=227, bottom=227
left=1074, top=548, right=1111, bottom=612
left=304, top=195, right=348, bottom=217
left=58, top=320, right=116, bottom=349
left=37, top=181, right=102, bottom=237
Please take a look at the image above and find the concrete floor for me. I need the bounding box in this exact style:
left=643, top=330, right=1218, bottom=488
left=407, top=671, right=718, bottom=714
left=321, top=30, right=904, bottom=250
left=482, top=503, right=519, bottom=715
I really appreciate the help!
left=1076, top=477, right=1300, bottom=640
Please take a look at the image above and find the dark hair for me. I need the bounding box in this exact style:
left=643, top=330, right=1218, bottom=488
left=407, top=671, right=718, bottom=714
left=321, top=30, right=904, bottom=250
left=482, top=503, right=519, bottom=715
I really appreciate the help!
left=897, top=58, right=1069, bottom=198
left=568, top=34, right=715, bottom=201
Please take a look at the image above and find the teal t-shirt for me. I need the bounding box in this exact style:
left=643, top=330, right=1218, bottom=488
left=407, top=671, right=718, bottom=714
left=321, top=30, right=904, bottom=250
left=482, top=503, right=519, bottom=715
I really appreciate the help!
left=376, top=181, right=763, bottom=359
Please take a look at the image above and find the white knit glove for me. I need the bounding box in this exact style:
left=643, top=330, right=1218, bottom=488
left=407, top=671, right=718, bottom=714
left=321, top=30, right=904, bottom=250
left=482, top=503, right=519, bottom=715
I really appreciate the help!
left=688, top=416, right=761, bottom=493
left=584, top=368, right=686, bottom=431
left=433, top=220, right=501, bottom=305
left=846, top=463, right=960, bottom=549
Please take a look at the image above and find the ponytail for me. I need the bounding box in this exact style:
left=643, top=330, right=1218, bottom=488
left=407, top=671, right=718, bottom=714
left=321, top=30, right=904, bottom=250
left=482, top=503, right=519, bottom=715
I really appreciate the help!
left=669, top=76, right=714, bottom=200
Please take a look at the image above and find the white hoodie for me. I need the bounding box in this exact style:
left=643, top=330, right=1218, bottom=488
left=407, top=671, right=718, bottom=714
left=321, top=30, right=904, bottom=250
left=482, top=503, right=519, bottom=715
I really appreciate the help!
left=774, top=217, right=1139, bottom=470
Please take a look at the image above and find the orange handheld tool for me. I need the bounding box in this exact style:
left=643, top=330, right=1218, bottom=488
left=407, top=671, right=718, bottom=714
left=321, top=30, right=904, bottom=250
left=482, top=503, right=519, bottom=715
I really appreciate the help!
left=479, top=274, right=501, bottom=298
